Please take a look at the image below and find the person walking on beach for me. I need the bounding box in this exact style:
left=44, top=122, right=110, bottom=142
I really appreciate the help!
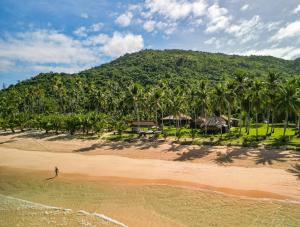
left=55, top=166, right=59, bottom=177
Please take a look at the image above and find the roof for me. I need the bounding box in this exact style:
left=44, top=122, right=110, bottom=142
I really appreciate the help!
left=221, top=115, right=239, bottom=122
left=162, top=114, right=192, bottom=121
left=204, top=117, right=227, bottom=128
left=195, top=117, right=208, bottom=123
left=130, top=121, right=157, bottom=127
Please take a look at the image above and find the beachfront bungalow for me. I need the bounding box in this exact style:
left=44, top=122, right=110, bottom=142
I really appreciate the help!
left=162, top=114, right=192, bottom=126
left=130, top=121, right=158, bottom=133
left=202, top=116, right=228, bottom=133
left=194, top=116, right=208, bottom=128
left=220, top=115, right=239, bottom=127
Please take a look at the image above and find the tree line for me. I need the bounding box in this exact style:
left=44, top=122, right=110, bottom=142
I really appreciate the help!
left=0, top=71, right=299, bottom=137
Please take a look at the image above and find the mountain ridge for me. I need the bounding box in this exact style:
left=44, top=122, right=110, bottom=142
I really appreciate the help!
left=4, top=49, right=300, bottom=91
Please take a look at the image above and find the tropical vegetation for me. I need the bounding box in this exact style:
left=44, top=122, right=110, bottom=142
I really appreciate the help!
left=0, top=50, right=299, bottom=147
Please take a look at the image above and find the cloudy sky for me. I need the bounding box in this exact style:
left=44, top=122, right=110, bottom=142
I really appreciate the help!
left=1, top=0, right=300, bottom=85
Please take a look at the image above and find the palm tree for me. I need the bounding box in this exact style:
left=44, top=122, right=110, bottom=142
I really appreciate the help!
left=224, top=79, right=236, bottom=129
left=249, top=79, right=264, bottom=140
left=197, top=80, right=210, bottom=135
left=277, top=83, right=300, bottom=137
left=170, top=86, right=186, bottom=140
left=53, top=75, right=67, bottom=113
left=242, top=78, right=253, bottom=135
left=129, top=83, right=143, bottom=131
left=212, top=83, right=228, bottom=138
left=233, top=71, right=247, bottom=136
left=265, top=72, right=280, bottom=135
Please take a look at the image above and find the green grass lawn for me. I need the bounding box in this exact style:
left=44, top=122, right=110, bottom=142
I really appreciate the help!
left=103, top=124, right=300, bottom=149
left=0, top=169, right=299, bottom=227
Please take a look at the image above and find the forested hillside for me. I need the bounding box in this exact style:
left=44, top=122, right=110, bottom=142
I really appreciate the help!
left=5, top=49, right=300, bottom=90
left=0, top=49, right=299, bottom=139
left=80, top=49, right=300, bottom=85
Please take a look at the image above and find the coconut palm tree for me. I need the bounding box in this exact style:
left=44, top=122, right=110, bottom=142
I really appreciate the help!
left=265, top=72, right=280, bottom=135
left=233, top=71, right=247, bottom=136
left=129, top=83, right=143, bottom=131
left=212, top=83, right=228, bottom=138
left=197, top=80, right=210, bottom=135
left=249, top=79, right=264, bottom=140
left=276, top=83, right=300, bottom=137
left=53, top=76, right=67, bottom=113
left=224, top=79, right=236, bottom=129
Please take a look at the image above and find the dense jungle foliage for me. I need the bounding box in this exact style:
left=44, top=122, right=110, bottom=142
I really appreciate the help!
left=0, top=49, right=299, bottom=139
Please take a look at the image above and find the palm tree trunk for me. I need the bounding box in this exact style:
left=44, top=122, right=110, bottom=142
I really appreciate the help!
left=155, top=107, right=158, bottom=126
left=204, top=112, right=207, bottom=135
left=245, top=112, right=250, bottom=134
left=161, top=110, right=164, bottom=132
left=271, top=111, right=275, bottom=133
left=238, top=111, right=242, bottom=136
left=297, top=116, right=300, bottom=137
left=283, top=111, right=288, bottom=137
left=176, top=119, right=179, bottom=141
left=220, top=112, right=223, bottom=139
left=256, top=113, right=258, bottom=140
left=265, top=110, right=270, bottom=136
left=194, top=108, right=197, bottom=129
left=135, top=103, right=140, bottom=131
left=227, top=105, right=231, bottom=129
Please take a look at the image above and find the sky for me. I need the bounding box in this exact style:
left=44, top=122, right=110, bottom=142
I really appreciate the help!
left=1, top=0, right=300, bottom=86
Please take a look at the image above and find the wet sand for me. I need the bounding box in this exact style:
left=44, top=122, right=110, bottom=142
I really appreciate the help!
left=1, top=147, right=299, bottom=202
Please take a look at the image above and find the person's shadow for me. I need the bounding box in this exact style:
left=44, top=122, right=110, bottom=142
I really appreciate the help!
left=45, top=175, right=57, bottom=180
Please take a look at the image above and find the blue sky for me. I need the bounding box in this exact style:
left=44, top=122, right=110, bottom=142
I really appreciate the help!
left=1, top=0, right=300, bottom=86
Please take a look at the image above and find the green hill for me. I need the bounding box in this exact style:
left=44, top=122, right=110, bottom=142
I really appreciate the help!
left=79, top=49, right=300, bottom=85
left=7, top=49, right=300, bottom=91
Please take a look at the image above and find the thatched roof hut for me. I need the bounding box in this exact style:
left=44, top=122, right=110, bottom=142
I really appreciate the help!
left=203, top=116, right=228, bottom=132
left=162, top=114, right=192, bottom=121
left=220, top=115, right=239, bottom=126
left=130, top=121, right=157, bottom=127
left=130, top=121, right=158, bottom=133
left=195, top=116, right=208, bottom=125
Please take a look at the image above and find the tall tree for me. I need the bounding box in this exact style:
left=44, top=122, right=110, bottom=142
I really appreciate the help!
left=277, top=83, right=300, bottom=137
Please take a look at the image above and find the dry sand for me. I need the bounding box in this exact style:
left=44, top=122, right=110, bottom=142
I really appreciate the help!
left=1, top=146, right=299, bottom=202
left=0, top=130, right=299, bottom=169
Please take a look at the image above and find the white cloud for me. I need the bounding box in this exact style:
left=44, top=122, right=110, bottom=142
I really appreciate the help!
left=0, top=59, right=15, bottom=72
left=84, top=34, right=110, bottom=46
left=271, top=20, right=300, bottom=41
left=142, top=19, right=177, bottom=34
left=204, top=37, right=216, bottom=45
left=31, top=65, right=89, bottom=74
left=0, top=30, right=97, bottom=65
left=100, top=32, right=144, bottom=57
left=226, top=15, right=261, bottom=38
left=143, top=0, right=207, bottom=21
left=206, top=3, right=231, bottom=33
left=90, top=23, right=103, bottom=32
left=204, top=37, right=221, bottom=48
left=80, top=13, right=89, bottom=19
left=143, top=20, right=156, bottom=32
left=293, top=4, right=300, bottom=14
left=73, top=26, right=87, bottom=37
left=240, top=4, right=249, bottom=11
left=0, top=29, right=100, bottom=75
left=73, top=23, right=103, bottom=37
left=192, top=0, right=207, bottom=16
left=266, top=21, right=282, bottom=31
left=115, top=12, right=133, bottom=27
left=238, top=46, right=300, bottom=60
